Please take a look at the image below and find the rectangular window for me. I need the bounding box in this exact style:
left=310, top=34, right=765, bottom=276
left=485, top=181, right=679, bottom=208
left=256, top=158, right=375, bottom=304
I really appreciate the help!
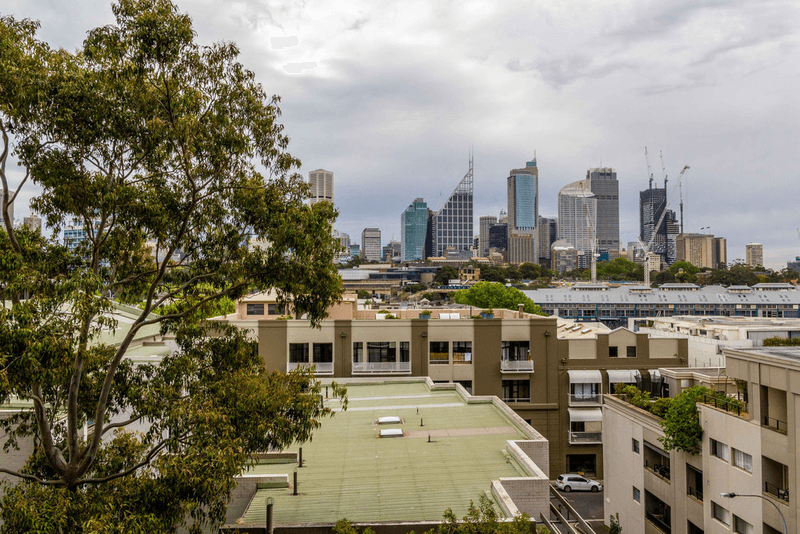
left=733, top=515, right=753, bottom=534
left=353, top=342, right=362, bottom=363
left=733, top=449, right=753, bottom=472
left=633, top=486, right=641, bottom=503
left=399, top=342, right=410, bottom=363
left=267, top=303, right=286, bottom=315
left=632, top=438, right=640, bottom=454
left=289, top=343, right=309, bottom=363
left=313, top=343, right=333, bottom=363
left=501, top=341, right=529, bottom=361
left=502, top=379, right=530, bottom=402
left=609, top=346, right=618, bottom=358
left=627, top=346, right=637, bottom=358
left=453, top=341, right=472, bottom=364
left=246, top=303, right=265, bottom=315
left=712, top=501, right=730, bottom=526
left=430, top=341, right=449, bottom=364
left=367, top=342, right=396, bottom=363
left=710, top=438, right=729, bottom=461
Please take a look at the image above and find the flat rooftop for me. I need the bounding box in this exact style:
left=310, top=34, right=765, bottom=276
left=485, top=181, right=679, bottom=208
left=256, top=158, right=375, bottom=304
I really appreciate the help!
left=238, top=382, right=532, bottom=525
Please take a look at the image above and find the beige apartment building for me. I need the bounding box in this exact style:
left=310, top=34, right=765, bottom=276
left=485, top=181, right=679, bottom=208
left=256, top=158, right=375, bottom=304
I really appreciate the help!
left=676, top=234, right=727, bottom=269
left=604, top=346, right=799, bottom=534
left=247, top=294, right=688, bottom=478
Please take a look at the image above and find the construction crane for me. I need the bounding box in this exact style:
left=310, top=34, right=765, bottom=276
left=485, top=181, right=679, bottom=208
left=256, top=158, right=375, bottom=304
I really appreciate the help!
left=645, top=147, right=654, bottom=189
left=639, top=165, right=690, bottom=287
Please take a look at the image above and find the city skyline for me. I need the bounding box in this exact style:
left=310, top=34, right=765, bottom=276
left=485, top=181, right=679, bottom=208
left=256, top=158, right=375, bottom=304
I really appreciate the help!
left=3, top=0, right=799, bottom=269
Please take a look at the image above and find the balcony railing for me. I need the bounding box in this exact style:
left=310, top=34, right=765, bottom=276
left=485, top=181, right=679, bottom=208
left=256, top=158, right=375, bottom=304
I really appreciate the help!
left=352, top=361, right=411, bottom=374
left=569, top=393, right=601, bottom=405
left=765, top=481, right=790, bottom=503
left=502, top=397, right=531, bottom=404
left=286, top=362, right=334, bottom=374
left=569, top=431, right=602, bottom=444
left=645, top=512, right=671, bottom=534
left=501, top=359, right=534, bottom=372
left=687, top=486, right=703, bottom=502
left=763, top=415, right=788, bottom=434
left=644, top=459, right=671, bottom=481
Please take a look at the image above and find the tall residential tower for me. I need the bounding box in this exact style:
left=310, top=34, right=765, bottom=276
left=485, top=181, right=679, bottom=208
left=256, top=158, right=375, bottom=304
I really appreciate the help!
left=308, top=169, right=334, bottom=205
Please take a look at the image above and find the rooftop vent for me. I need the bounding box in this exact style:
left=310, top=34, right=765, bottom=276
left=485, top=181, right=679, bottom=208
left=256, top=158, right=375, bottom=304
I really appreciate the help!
left=379, top=429, right=404, bottom=438
left=377, top=416, right=402, bottom=425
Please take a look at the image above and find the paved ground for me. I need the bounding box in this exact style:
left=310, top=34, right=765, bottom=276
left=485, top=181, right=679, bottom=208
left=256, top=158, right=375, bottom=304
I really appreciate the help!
left=549, top=484, right=607, bottom=533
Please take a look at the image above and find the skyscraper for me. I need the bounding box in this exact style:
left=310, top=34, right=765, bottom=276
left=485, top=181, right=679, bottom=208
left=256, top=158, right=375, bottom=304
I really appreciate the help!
left=639, top=179, right=679, bottom=265
left=538, top=216, right=557, bottom=266
left=401, top=198, right=428, bottom=262
left=557, top=180, right=596, bottom=265
left=507, top=158, right=538, bottom=264
left=479, top=215, right=497, bottom=257
left=586, top=168, right=619, bottom=254
left=361, top=228, right=381, bottom=262
left=432, top=157, right=473, bottom=257
left=308, top=169, right=333, bottom=205
left=746, top=243, right=764, bottom=268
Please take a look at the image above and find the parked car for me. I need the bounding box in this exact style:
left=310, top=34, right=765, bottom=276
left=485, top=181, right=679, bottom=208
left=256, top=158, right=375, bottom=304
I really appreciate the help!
left=556, top=474, right=602, bottom=492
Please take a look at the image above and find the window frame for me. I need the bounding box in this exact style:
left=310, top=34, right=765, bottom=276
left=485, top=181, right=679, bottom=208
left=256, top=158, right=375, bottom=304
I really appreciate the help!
left=246, top=303, right=265, bottom=316
left=609, top=346, right=619, bottom=358
left=710, top=438, right=730, bottom=461
left=712, top=501, right=730, bottom=526
left=633, top=486, right=641, bottom=503
left=632, top=438, right=640, bottom=454
left=626, top=345, right=637, bottom=358
left=452, top=341, right=472, bottom=364
left=289, top=343, right=309, bottom=363
left=429, top=341, right=450, bottom=364
left=733, top=448, right=753, bottom=473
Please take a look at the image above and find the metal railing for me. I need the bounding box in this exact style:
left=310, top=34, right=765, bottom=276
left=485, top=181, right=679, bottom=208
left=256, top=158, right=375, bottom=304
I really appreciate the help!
left=569, top=431, right=602, bottom=444
left=286, top=362, right=334, bottom=374
left=501, top=359, right=534, bottom=372
left=763, top=415, right=788, bottom=434
left=352, top=361, right=411, bottom=374
left=687, top=486, right=703, bottom=502
left=644, top=459, right=671, bottom=481
left=765, top=481, right=790, bottom=502
left=502, top=397, right=531, bottom=403
left=700, top=393, right=746, bottom=416
left=569, top=393, right=601, bottom=405
left=645, top=512, right=671, bottom=534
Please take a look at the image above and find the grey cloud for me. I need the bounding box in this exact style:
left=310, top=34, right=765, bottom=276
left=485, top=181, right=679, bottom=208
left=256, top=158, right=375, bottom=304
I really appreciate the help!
left=282, top=61, right=318, bottom=73
left=507, top=56, right=633, bottom=88
left=347, top=16, right=369, bottom=32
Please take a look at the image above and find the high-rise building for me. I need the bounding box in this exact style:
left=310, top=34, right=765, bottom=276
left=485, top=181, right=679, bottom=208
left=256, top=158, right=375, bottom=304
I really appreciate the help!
left=401, top=198, right=428, bottom=262
left=23, top=214, right=41, bottom=233
left=479, top=216, right=497, bottom=257
left=745, top=242, right=763, bottom=268
left=488, top=222, right=508, bottom=253
left=360, top=228, right=381, bottom=262
left=538, top=216, right=557, bottom=266
left=507, top=159, right=538, bottom=264
left=676, top=233, right=726, bottom=269
left=332, top=230, right=350, bottom=261
left=432, top=157, right=473, bottom=257
left=557, top=180, right=596, bottom=263
left=586, top=168, right=619, bottom=255
left=308, top=169, right=333, bottom=206
left=349, top=244, right=360, bottom=258
left=639, top=179, right=679, bottom=265
left=383, top=240, right=401, bottom=262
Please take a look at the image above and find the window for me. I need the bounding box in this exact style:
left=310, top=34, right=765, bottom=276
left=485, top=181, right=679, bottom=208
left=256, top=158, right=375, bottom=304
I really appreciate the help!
left=429, top=341, right=449, bottom=363
left=367, top=342, right=396, bottom=363
left=501, top=341, right=529, bottom=361
left=267, top=303, right=286, bottom=315
left=502, top=380, right=530, bottom=402
left=399, top=342, right=410, bottom=363
left=313, top=343, right=333, bottom=363
left=710, top=438, right=729, bottom=461
left=453, top=341, right=472, bottom=364
left=353, top=342, right=363, bottom=363
left=609, top=346, right=618, bottom=358
left=246, top=303, right=265, bottom=315
left=627, top=346, right=637, bottom=358
left=570, top=382, right=600, bottom=399
left=633, top=486, right=641, bottom=503
left=289, top=343, right=309, bottom=363
left=712, top=501, right=730, bottom=526
left=733, top=449, right=753, bottom=472
left=733, top=515, right=753, bottom=534
left=632, top=438, right=640, bottom=454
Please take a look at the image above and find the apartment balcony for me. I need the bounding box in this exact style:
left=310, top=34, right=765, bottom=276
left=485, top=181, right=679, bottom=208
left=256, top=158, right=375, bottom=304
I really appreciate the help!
left=568, top=431, right=602, bottom=444
left=286, top=362, right=334, bottom=375
left=352, top=361, right=412, bottom=374
left=568, top=393, right=601, bottom=405
left=763, top=415, right=788, bottom=435
left=501, top=359, right=534, bottom=373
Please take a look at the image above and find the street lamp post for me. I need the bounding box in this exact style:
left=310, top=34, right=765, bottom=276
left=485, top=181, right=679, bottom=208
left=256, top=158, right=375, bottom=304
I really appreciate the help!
left=720, top=492, right=787, bottom=534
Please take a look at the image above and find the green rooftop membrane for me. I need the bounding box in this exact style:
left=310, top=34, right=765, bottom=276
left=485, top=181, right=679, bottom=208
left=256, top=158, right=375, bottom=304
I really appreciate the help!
left=240, top=383, right=528, bottom=525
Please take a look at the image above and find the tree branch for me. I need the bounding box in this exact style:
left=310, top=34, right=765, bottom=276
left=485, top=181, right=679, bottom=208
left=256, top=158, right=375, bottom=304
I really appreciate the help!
left=75, top=437, right=170, bottom=486
left=0, top=467, right=64, bottom=486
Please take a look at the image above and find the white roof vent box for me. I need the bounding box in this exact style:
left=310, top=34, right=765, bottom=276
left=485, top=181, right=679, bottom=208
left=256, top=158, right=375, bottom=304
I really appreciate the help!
left=377, top=416, right=403, bottom=425
left=379, top=429, right=404, bottom=438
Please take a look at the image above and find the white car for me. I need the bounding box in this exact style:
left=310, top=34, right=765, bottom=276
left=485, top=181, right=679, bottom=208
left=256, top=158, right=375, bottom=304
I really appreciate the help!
left=556, top=474, right=602, bottom=492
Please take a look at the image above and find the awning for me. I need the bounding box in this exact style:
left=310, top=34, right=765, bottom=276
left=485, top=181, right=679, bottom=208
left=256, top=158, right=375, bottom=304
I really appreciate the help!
left=568, top=370, right=602, bottom=384
left=607, top=369, right=641, bottom=383
left=648, top=369, right=662, bottom=378
left=568, top=408, right=603, bottom=422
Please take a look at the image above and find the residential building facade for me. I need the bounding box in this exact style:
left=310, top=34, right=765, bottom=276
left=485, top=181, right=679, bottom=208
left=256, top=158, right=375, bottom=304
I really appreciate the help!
left=308, top=169, right=333, bottom=205
left=361, top=228, right=382, bottom=261
left=746, top=243, right=764, bottom=268
left=676, top=234, right=727, bottom=269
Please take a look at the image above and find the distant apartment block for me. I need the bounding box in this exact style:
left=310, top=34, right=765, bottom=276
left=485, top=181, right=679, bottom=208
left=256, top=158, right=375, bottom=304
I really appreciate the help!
left=676, top=233, right=727, bottom=269
left=479, top=215, right=498, bottom=257
left=587, top=167, right=619, bottom=255
left=361, top=228, right=382, bottom=262
left=746, top=242, right=764, bottom=268
left=308, top=169, right=333, bottom=205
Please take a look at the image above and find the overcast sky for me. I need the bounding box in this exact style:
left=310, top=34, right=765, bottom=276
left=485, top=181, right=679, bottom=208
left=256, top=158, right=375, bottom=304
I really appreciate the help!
left=4, top=0, right=800, bottom=269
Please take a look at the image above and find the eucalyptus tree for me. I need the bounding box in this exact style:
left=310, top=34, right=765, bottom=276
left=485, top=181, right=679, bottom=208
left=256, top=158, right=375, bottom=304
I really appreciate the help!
left=0, top=1, right=343, bottom=531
